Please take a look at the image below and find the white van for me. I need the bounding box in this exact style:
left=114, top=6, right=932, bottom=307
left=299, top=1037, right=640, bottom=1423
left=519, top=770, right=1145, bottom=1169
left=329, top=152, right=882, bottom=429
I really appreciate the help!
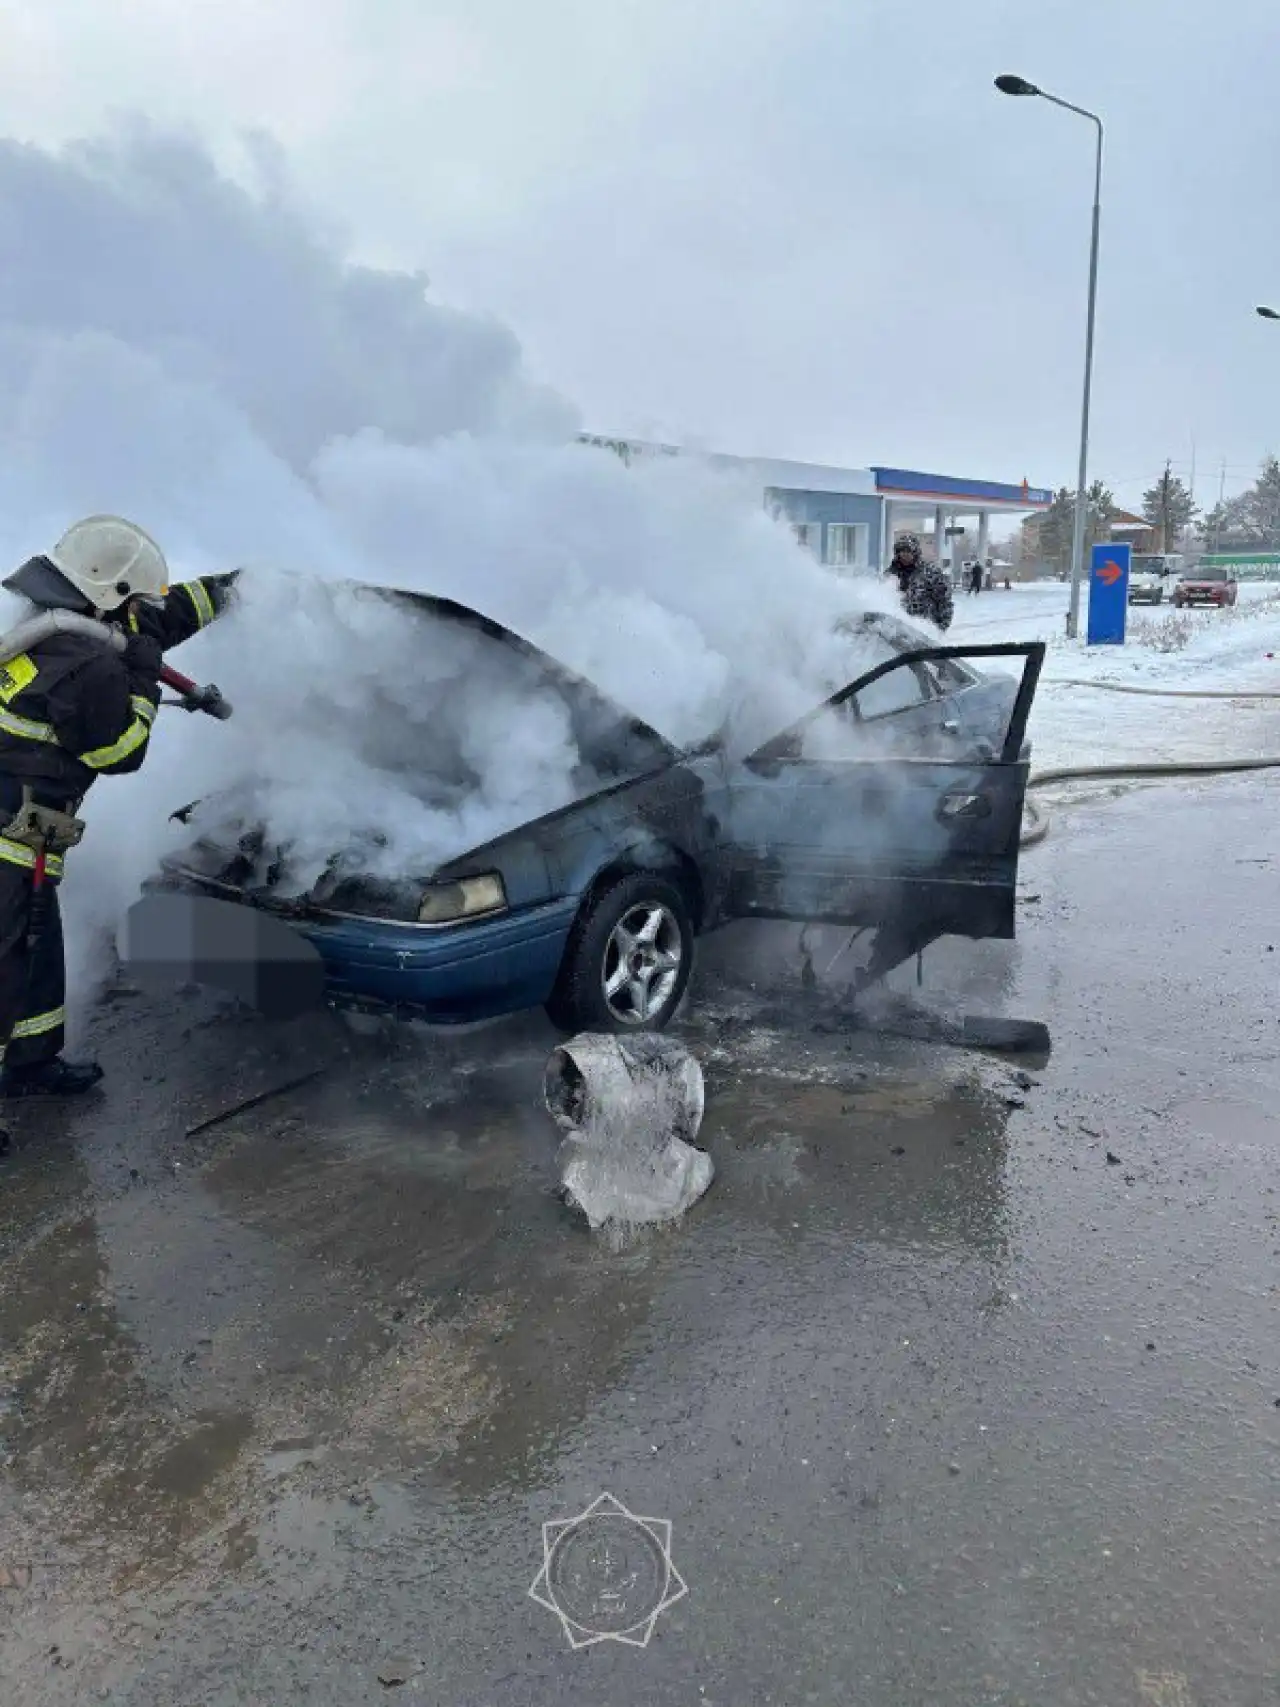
left=1128, top=553, right=1184, bottom=605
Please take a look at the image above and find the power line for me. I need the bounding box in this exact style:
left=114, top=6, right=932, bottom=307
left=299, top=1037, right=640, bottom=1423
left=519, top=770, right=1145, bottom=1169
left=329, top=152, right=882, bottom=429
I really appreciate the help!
left=1109, top=464, right=1254, bottom=482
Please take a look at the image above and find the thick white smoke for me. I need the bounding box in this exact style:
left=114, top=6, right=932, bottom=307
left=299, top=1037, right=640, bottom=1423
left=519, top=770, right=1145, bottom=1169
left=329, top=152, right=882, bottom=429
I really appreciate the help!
left=0, top=125, right=899, bottom=1031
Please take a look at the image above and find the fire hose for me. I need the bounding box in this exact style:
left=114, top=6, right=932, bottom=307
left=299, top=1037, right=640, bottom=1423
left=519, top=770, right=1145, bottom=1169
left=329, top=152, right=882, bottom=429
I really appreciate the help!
left=1047, top=677, right=1280, bottom=701
left=1021, top=677, right=1280, bottom=848
left=0, top=609, right=231, bottom=719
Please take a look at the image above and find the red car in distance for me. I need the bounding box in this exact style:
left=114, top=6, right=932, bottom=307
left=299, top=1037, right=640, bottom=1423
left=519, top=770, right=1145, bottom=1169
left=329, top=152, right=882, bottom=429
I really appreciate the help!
left=1172, top=567, right=1238, bottom=609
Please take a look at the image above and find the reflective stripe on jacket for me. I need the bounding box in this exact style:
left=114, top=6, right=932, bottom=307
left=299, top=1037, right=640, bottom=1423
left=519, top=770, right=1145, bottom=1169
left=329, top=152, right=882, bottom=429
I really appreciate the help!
left=0, top=574, right=236, bottom=800
left=0, top=836, right=64, bottom=881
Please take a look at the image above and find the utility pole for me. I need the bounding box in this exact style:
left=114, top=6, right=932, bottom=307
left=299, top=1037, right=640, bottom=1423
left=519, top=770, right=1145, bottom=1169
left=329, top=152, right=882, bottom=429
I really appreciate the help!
left=1159, top=458, right=1172, bottom=553
left=1214, top=459, right=1226, bottom=552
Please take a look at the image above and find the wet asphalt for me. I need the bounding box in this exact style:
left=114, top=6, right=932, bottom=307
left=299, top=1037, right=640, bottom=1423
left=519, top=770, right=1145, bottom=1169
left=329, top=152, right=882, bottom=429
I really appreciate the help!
left=2, top=773, right=1280, bottom=1707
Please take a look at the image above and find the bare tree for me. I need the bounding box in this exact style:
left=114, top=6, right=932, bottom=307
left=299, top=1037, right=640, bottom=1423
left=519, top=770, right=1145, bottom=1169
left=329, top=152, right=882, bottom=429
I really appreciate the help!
left=1196, top=458, right=1280, bottom=552
left=1242, top=455, right=1280, bottom=548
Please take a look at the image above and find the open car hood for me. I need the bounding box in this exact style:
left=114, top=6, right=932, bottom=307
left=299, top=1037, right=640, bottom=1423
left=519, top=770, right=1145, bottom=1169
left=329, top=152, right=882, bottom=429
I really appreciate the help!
left=164, top=579, right=685, bottom=905
left=368, top=585, right=681, bottom=760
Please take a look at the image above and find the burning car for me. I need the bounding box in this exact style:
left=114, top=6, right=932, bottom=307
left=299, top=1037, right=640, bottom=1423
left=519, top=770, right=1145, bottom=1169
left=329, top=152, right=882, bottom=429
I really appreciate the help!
left=155, top=590, right=1044, bottom=1033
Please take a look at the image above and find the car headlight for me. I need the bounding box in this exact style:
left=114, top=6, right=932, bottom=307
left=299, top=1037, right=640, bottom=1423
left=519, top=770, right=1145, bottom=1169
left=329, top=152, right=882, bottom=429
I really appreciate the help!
left=417, top=872, right=507, bottom=924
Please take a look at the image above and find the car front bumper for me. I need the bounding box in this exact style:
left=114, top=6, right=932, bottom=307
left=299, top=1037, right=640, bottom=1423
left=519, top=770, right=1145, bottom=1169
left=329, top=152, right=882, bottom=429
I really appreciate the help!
left=299, top=898, right=582, bottom=1021
left=152, top=868, right=582, bottom=1023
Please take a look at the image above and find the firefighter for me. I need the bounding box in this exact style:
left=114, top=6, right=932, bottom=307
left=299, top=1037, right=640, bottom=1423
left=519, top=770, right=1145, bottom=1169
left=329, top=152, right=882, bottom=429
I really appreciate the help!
left=0, top=515, right=238, bottom=1102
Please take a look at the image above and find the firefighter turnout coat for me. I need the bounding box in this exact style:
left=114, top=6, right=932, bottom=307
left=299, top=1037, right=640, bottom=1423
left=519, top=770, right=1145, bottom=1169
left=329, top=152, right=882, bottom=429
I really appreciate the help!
left=0, top=573, right=237, bottom=1073
left=0, top=574, right=237, bottom=808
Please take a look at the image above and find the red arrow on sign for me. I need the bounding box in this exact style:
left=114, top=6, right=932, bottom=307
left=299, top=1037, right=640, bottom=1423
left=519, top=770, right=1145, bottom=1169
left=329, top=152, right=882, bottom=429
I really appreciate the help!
left=1096, top=560, right=1124, bottom=586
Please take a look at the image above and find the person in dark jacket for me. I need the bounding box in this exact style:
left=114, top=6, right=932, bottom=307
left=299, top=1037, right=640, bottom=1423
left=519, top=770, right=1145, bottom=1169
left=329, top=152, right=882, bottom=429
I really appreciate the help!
left=0, top=515, right=237, bottom=1102
left=887, top=533, right=954, bottom=631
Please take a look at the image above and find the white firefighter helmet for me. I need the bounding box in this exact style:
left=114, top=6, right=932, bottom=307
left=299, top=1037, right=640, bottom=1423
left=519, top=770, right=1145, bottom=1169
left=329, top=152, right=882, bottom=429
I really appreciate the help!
left=45, top=515, right=170, bottom=613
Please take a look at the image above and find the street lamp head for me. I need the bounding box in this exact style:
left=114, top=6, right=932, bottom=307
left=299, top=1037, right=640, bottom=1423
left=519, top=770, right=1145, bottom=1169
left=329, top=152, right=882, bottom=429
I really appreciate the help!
left=1257, top=305, right=1280, bottom=321
left=995, top=73, right=1040, bottom=97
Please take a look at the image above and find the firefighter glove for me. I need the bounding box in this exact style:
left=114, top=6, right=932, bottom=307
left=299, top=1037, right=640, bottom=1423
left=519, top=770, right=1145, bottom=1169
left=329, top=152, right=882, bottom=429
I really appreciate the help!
left=122, top=632, right=164, bottom=678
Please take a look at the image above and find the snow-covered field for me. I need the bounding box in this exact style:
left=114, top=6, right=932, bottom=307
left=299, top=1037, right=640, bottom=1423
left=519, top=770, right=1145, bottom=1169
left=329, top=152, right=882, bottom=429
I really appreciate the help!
left=949, top=580, right=1280, bottom=772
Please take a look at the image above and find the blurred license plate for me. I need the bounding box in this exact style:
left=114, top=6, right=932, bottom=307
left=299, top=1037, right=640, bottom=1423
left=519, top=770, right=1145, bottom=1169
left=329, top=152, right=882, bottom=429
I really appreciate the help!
left=120, top=893, right=326, bottom=1020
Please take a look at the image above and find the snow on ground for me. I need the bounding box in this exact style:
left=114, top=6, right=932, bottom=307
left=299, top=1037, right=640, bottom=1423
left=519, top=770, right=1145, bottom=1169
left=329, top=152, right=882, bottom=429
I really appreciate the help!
left=948, top=579, right=1280, bottom=773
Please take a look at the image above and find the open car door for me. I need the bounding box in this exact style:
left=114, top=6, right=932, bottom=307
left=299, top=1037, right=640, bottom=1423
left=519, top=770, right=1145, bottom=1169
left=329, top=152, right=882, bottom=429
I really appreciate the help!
left=715, top=641, right=1044, bottom=956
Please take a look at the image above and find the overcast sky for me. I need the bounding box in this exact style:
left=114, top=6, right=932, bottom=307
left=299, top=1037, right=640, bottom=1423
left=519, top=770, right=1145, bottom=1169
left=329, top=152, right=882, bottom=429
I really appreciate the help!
left=4, top=0, right=1278, bottom=510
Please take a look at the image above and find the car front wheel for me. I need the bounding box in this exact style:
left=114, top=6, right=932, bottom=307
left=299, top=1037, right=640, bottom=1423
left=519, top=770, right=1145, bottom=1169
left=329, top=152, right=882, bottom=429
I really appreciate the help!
left=546, top=873, right=694, bottom=1034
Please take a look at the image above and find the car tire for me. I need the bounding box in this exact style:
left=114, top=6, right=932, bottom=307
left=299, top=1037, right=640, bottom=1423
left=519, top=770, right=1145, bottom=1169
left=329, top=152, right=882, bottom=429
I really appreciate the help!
left=546, top=873, right=695, bottom=1035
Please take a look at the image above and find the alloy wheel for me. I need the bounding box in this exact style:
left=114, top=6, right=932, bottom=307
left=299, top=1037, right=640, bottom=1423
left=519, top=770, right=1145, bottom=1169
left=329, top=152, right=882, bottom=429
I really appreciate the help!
left=601, top=901, right=684, bottom=1025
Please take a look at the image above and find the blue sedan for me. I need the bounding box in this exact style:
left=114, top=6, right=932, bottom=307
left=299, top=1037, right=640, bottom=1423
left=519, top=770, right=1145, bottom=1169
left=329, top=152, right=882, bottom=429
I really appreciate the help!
left=159, top=593, right=1043, bottom=1033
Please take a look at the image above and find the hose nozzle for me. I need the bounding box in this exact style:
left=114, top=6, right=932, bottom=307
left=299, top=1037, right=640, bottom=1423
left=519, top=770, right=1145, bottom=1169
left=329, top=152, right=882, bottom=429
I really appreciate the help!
left=159, top=665, right=232, bottom=719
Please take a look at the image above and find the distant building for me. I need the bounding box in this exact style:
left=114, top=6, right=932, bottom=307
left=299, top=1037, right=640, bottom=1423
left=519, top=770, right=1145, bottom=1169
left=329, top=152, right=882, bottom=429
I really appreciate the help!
left=1108, top=508, right=1158, bottom=552
left=1018, top=503, right=1157, bottom=576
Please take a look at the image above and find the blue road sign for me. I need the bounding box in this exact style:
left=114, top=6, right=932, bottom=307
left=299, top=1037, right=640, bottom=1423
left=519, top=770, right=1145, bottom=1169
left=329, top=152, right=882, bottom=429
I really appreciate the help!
left=1087, top=541, right=1131, bottom=645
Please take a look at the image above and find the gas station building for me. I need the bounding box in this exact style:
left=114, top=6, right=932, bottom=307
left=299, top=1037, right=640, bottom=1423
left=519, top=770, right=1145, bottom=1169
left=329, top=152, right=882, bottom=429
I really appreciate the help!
left=578, top=435, right=1052, bottom=576
left=871, top=467, right=1053, bottom=573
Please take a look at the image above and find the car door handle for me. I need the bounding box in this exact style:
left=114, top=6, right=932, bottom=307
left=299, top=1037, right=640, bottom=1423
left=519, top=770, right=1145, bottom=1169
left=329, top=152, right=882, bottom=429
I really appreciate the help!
left=937, top=790, right=991, bottom=820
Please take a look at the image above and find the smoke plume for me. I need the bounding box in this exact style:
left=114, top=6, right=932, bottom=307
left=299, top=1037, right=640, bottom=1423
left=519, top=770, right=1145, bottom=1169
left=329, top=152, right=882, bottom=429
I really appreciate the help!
left=0, top=125, right=901, bottom=1031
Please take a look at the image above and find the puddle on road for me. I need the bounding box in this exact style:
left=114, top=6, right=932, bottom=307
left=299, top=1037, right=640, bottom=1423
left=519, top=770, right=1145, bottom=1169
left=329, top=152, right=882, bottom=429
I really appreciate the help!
left=0, top=1006, right=1022, bottom=1692
left=728, top=1125, right=807, bottom=1193
left=0, top=1210, right=256, bottom=1601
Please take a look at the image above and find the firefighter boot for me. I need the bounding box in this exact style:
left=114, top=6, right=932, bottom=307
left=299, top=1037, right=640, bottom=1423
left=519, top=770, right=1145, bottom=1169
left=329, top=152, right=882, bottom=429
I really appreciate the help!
left=0, top=1056, right=104, bottom=1097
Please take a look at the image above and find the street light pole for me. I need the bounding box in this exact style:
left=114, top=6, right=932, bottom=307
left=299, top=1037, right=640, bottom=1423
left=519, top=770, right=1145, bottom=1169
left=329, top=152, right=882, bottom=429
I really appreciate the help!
left=1255, top=312, right=1279, bottom=552
left=996, top=75, right=1104, bottom=640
